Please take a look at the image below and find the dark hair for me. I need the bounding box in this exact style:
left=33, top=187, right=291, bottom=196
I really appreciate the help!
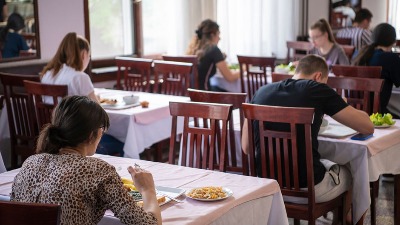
left=295, top=54, right=329, bottom=78
left=41, top=32, right=90, bottom=77
left=352, top=23, right=396, bottom=66
left=186, top=19, right=220, bottom=60
left=354, top=8, right=373, bottom=23
left=36, top=96, right=110, bottom=154
left=0, top=13, right=26, bottom=47
left=310, top=19, right=336, bottom=44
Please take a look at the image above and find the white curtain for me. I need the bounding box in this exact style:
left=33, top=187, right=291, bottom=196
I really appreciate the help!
left=217, top=0, right=300, bottom=63
left=388, top=0, right=400, bottom=38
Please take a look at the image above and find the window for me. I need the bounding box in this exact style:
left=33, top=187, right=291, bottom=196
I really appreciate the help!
left=87, top=0, right=135, bottom=60
left=388, top=0, right=400, bottom=38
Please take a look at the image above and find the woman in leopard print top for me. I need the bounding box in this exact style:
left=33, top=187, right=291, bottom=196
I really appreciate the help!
left=10, top=96, right=161, bottom=225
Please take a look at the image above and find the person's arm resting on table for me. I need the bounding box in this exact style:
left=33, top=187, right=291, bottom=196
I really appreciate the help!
left=332, top=106, right=374, bottom=134
left=216, top=60, right=240, bottom=82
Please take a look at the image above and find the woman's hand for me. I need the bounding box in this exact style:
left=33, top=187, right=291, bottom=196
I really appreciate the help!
left=128, top=166, right=156, bottom=194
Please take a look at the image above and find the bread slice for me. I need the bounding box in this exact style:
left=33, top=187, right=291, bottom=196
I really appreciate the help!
left=136, top=195, right=166, bottom=207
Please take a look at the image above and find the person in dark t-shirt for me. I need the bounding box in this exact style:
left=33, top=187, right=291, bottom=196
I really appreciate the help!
left=186, top=19, right=239, bottom=91
left=242, top=55, right=373, bottom=206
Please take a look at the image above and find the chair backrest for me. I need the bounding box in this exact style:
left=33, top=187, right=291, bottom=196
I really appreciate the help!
left=0, top=201, right=61, bottom=225
left=237, top=55, right=276, bottom=101
left=271, top=72, right=293, bottom=83
left=327, top=76, right=384, bottom=114
left=335, top=37, right=352, bottom=45
left=331, top=12, right=347, bottom=29
left=162, top=55, right=198, bottom=89
left=339, top=44, right=355, bottom=61
left=153, top=60, right=193, bottom=96
left=331, top=65, right=382, bottom=78
left=0, top=72, right=40, bottom=168
left=168, top=101, right=232, bottom=171
left=115, top=57, right=153, bottom=92
left=23, top=80, right=68, bottom=131
left=187, top=88, right=247, bottom=174
left=286, top=41, right=313, bottom=64
left=242, top=103, right=315, bottom=199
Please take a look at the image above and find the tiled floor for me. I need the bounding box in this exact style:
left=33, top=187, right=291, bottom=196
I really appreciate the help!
left=288, top=179, right=394, bottom=225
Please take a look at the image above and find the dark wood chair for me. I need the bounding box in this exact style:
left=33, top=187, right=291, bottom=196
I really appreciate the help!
left=242, top=103, right=347, bottom=225
left=0, top=201, right=61, bottom=225
left=339, top=45, right=355, bottom=61
left=187, top=88, right=247, bottom=174
left=331, top=12, right=347, bottom=30
left=153, top=60, right=193, bottom=96
left=115, top=57, right=153, bottom=92
left=327, top=76, right=383, bottom=114
left=286, top=41, right=313, bottom=64
left=396, top=40, right=400, bottom=46
left=162, top=55, right=199, bottom=89
left=168, top=101, right=232, bottom=171
left=237, top=55, right=276, bottom=101
left=331, top=65, right=382, bottom=79
left=335, top=37, right=352, bottom=45
left=271, top=72, right=293, bottom=83
left=0, top=72, right=40, bottom=169
left=23, top=81, right=68, bottom=131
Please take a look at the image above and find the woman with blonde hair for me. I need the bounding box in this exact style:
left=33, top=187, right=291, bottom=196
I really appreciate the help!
left=186, top=19, right=239, bottom=91
left=308, top=18, right=349, bottom=67
left=41, top=32, right=97, bottom=102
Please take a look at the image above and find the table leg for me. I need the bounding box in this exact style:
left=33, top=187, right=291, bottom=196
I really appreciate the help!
left=395, top=174, right=400, bottom=225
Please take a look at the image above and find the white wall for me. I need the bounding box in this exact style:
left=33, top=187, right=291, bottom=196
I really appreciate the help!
left=363, top=0, right=388, bottom=28
left=0, top=0, right=85, bottom=68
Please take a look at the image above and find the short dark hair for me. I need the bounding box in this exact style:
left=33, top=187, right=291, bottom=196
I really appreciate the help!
left=36, top=96, right=110, bottom=154
left=295, top=55, right=329, bottom=78
left=354, top=8, right=373, bottom=23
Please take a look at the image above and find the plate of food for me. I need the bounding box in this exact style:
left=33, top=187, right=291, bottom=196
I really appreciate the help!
left=186, top=186, right=233, bottom=202
left=370, top=113, right=396, bottom=128
left=99, top=97, right=140, bottom=110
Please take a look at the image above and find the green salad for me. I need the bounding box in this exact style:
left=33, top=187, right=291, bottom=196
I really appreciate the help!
left=370, top=113, right=396, bottom=126
left=276, top=63, right=296, bottom=74
left=228, top=64, right=240, bottom=70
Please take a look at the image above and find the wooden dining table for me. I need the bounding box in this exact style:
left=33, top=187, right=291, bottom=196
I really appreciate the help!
left=0, top=154, right=289, bottom=225
left=94, top=88, right=189, bottom=159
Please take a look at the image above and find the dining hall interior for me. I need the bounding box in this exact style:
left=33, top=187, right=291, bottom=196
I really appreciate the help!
left=0, top=0, right=399, bottom=225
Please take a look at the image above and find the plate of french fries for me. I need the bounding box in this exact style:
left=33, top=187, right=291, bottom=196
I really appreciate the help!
left=186, top=186, right=233, bottom=202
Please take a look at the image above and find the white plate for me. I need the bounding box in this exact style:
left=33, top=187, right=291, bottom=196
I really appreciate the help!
left=101, top=102, right=140, bottom=110
left=185, top=187, right=233, bottom=202
left=155, top=186, right=186, bottom=206
left=374, top=124, right=393, bottom=129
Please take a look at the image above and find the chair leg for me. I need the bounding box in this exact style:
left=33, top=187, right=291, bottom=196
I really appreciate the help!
left=293, top=219, right=300, bottom=225
left=370, top=180, right=379, bottom=225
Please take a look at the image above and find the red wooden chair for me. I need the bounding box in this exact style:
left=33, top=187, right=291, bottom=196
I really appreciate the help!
left=335, top=37, right=352, bottom=45
left=286, top=41, right=313, bottom=64
left=242, top=103, right=347, bottom=225
left=187, top=88, right=247, bottom=174
left=271, top=72, right=293, bottom=83
left=0, top=201, right=61, bottom=225
left=237, top=55, right=276, bottom=101
left=23, top=81, right=68, bottom=131
left=0, top=72, right=39, bottom=168
left=115, top=57, right=153, bottom=92
left=331, top=65, right=382, bottom=79
left=153, top=60, right=193, bottom=96
left=162, top=55, right=198, bottom=89
left=331, top=12, right=347, bottom=30
left=339, top=45, right=355, bottom=61
left=168, top=101, right=232, bottom=171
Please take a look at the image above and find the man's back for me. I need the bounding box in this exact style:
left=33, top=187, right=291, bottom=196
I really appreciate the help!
left=336, top=27, right=372, bottom=52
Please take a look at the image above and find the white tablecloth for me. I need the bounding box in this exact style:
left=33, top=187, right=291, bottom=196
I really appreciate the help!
left=388, top=85, right=400, bottom=117
left=0, top=155, right=289, bottom=225
left=95, top=88, right=189, bottom=159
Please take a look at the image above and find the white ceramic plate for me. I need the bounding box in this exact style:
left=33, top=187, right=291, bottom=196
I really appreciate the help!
left=101, top=102, right=140, bottom=110
left=374, top=124, right=393, bottom=129
left=185, top=187, right=233, bottom=202
left=155, top=186, right=186, bottom=206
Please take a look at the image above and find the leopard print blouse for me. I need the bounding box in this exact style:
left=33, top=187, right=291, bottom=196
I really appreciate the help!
left=10, top=153, right=158, bottom=225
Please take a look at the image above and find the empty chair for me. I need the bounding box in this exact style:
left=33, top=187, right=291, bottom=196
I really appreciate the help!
left=0, top=201, right=61, bottom=225
left=168, top=101, right=232, bottom=171
left=23, top=80, right=68, bottom=131
left=115, top=57, right=153, bottom=92
left=327, top=76, right=384, bottom=114
left=242, top=103, right=347, bottom=225
left=339, top=45, right=355, bottom=61
left=286, top=41, right=313, bottom=64
left=0, top=72, right=39, bottom=168
left=187, top=88, right=247, bottom=174
left=162, top=55, right=199, bottom=89
left=335, top=37, right=352, bottom=45
left=331, top=65, right=382, bottom=78
left=237, top=55, right=276, bottom=101
left=271, top=72, right=293, bottom=83
left=153, top=60, right=193, bottom=96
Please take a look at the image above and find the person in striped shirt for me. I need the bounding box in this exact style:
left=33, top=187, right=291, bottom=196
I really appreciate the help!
left=336, top=8, right=373, bottom=55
